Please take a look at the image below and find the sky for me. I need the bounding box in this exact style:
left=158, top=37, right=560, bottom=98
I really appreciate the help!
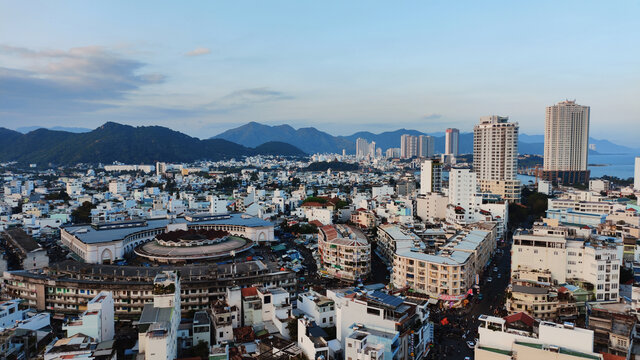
left=1, top=1, right=639, bottom=144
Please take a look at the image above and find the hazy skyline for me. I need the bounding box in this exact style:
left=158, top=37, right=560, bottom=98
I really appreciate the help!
left=1, top=1, right=638, bottom=145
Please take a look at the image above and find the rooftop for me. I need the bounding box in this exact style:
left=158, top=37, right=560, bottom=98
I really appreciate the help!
left=63, top=213, right=272, bottom=244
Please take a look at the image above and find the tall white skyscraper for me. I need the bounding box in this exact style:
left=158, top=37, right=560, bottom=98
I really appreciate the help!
left=542, top=100, right=590, bottom=185
left=400, top=134, right=418, bottom=159
left=445, top=128, right=459, bottom=157
left=369, top=141, right=377, bottom=158
left=420, top=159, right=442, bottom=194
left=418, top=135, right=435, bottom=158
left=356, top=138, right=369, bottom=159
left=635, top=157, right=640, bottom=191
left=473, top=115, right=520, bottom=202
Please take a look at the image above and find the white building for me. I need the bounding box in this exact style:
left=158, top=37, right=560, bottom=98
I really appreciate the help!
left=512, top=224, right=622, bottom=302
left=137, top=271, right=181, bottom=360
left=328, top=288, right=433, bottom=360
left=297, top=317, right=330, bottom=360
left=419, top=159, right=442, bottom=194
left=445, top=128, right=459, bottom=157
left=345, top=330, right=384, bottom=360
left=475, top=314, right=602, bottom=360
left=418, top=135, right=435, bottom=158
left=537, top=180, right=552, bottom=195
left=416, top=193, right=448, bottom=222
left=209, top=195, right=228, bottom=215
left=60, top=214, right=275, bottom=264
left=542, top=100, right=590, bottom=184
left=589, top=179, right=610, bottom=193
left=372, top=185, right=394, bottom=198
left=63, top=291, right=115, bottom=342
left=296, top=290, right=336, bottom=328
left=401, top=134, right=418, bottom=159
left=104, top=164, right=155, bottom=173
left=473, top=115, right=520, bottom=203
left=108, top=181, right=127, bottom=195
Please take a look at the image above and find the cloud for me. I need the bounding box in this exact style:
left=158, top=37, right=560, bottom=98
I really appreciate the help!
left=185, top=47, right=211, bottom=57
left=207, top=87, right=293, bottom=112
left=0, top=45, right=165, bottom=118
left=422, top=113, right=443, bottom=120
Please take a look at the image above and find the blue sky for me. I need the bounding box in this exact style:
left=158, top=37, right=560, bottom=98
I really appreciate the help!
left=1, top=1, right=638, bottom=144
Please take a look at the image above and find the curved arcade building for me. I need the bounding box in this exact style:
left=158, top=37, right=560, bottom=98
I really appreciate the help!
left=134, top=228, right=254, bottom=264
left=61, top=213, right=274, bottom=264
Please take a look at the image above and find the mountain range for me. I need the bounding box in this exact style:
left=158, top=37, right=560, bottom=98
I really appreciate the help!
left=4, top=121, right=637, bottom=166
left=213, top=122, right=639, bottom=156
left=0, top=122, right=305, bottom=165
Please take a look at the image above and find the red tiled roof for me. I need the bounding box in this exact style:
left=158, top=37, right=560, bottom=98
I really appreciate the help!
left=309, top=220, right=324, bottom=228
left=301, top=202, right=327, bottom=207
left=241, top=287, right=258, bottom=297
left=601, top=353, right=626, bottom=360
left=503, top=312, right=535, bottom=328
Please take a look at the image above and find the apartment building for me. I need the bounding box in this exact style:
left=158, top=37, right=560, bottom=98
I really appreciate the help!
left=512, top=224, right=623, bottom=302
left=318, top=224, right=371, bottom=281
left=542, top=100, right=591, bottom=185
left=473, top=115, right=520, bottom=203
left=328, top=288, right=433, bottom=360
left=392, top=230, right=494, bottom=299
left=419, top=159, right=442, bottom=194
left=475, top=314, right=602, bottom=360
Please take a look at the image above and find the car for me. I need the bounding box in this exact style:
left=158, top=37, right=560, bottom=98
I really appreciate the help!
left=466, top=341, right=476, bottom=349
left=493, top=266, right=498, bottom=272
left=497, top=273, right=502, bottom=278
left=487, top=277, right=493, bottom=282
left=465, top=357, right=471, bottom=360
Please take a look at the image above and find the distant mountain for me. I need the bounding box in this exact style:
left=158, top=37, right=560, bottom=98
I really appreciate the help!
left=212, top=122, right=354, bottom=154
left=0, top=122, right=305, bottom=165
left=16, top=126, right=92, bottom=134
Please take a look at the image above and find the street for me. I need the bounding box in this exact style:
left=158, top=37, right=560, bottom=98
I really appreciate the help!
left=428, top=240, right=512, bottom=359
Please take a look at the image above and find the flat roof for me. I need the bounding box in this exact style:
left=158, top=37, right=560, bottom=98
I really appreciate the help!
left=3, top=228, right=42, bottom=253
left=63, top=213, right=272, bottom=244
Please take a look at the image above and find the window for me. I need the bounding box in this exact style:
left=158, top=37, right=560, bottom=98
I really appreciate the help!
left=367, top=307, right=380, bottom=316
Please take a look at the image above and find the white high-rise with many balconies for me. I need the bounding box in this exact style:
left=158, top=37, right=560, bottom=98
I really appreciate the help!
left=542, top=100, right=590, bottom=185
left=445, top=128, right=459, bottom=157
left=400, top=134, right=418, bottom=159
left=473, top=116, right=520, bottom=202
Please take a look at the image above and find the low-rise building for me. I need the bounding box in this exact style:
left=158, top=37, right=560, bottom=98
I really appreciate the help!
left=137, top=271, right=181, bottom=360
left=345, top=330, right=384, bottom=360
left=296, top=290, right=335, bottom=328
left=63, top=291, right=114, bottom=342
left=475, top=314, right=603, bottom=360
left=586, top=301, right=637, bottom=358
left=328, top=288, right=433, bottom=360
left=2, top=228, right=49, bottom=270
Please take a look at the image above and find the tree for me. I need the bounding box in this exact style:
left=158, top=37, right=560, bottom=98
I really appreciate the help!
left=71, top=201, right=96, bottom=224
left=286, top=318, right=299, bottom=340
